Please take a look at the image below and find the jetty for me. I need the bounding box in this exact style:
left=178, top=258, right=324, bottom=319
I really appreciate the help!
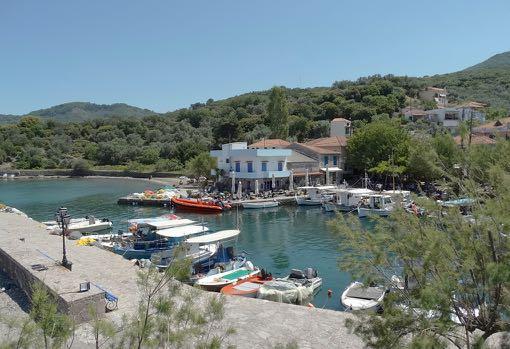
left=0, top=211, right=364, bottom=347
left=117, top=194, right=301, bottom=207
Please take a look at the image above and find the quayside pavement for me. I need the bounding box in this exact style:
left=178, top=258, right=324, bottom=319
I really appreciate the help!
left=0, top=212, right=364, bottom=348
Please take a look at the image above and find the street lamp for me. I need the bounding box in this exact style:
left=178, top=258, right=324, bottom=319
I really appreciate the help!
left=55, top=206, right=72, bottom=271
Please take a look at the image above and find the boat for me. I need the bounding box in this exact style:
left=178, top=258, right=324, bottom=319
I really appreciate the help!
left=341, top=281, right=387, bottom=312
left=195, top=263, right=260, bottom=292
left=171, top=197, right=230, bottom=213
left=128, top=216, right=195, bottom=230
left=42, top=217, right=88, bottom=226
left=257, top=279, right=314, bottom=305
left=382, top=190, right=412, bottom=204
left=220, top=271, right=273, bottom=298
left=242, top=201, right=279, bottom=209
left=154, top=229, right=242, bottom=270
left=281, top=268, right=322, bottom=295
left=357, top=194, right=394, bottom=218
left=322, top=188, right=375, bottom=212
left=46, top=216, right=113, bottom=234
left=295, top=186, right=336, bottom=206
left=113, top=224, right=209, bottom=260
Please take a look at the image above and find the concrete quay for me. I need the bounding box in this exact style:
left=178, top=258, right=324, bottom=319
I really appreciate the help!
left=0, top=211, right=364, bottom=348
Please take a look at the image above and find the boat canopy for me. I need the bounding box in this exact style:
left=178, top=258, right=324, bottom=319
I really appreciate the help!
left=441, top=198, right=475, bottom=207
left=156, top=225, right=209, bottom=238
left=129, top=218, right=196, bottom=229
left=298, top=185, right=337, bottom=190
left=330, top=188, right=374, bottom=194
left=185, top=229, right=240, bottom=244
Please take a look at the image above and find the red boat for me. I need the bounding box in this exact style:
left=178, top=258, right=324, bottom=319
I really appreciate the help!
left=171, top=197, right=230, bottom=213
left=220, top=272, right=273, bottom=298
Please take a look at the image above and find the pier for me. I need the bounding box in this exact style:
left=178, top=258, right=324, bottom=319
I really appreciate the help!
left=117, top=194, right=300, bottom=207
left=0, top=211, right=364, bottom=348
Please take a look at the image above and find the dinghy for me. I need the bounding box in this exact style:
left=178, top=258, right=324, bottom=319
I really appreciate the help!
left=242, top=201, right=279, bottom=209
left=341, top=281, right=387, bottom=312
left=196, top=262, right=260, bottom=292
left=220, top=270, right=273, bottom=298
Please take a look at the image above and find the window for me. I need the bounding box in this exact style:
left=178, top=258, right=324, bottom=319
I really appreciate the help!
left=278, top=161, right=283, bottom=171
left=333, top=156, right=338, bottom=166
left=235, top=161, right=240, bottom=172
left=247, top=161, right=253, bottom=173
left=323, top=156, right=329, bottom=165
left=226, top=158, right=230, bottom=163
left=261, top=162, right=267, bottom=171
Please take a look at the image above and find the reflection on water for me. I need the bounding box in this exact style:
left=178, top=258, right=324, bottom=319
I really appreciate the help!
left=0, top=178, right=352, bottom=310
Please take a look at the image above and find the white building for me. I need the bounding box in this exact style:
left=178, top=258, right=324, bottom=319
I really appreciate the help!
left=425, top=106, right=486, bottom=133
left=210, top=142, right=292, bottom=191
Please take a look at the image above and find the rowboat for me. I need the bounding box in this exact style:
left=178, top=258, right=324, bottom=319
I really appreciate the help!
left=341, top=281, right=387, bottom=312
left=242, top=201, right=279, bottom=209
left=196, top=264, right=260, bottom=292
left=220, top=271, right=273, bottom=298
left=171, top=197, right=229, bottom=213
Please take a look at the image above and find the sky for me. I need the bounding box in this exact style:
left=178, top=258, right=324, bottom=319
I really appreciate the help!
left=1, top=0, right=509, bottom=115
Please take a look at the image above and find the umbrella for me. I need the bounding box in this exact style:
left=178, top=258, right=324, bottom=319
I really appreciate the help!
left=326, top=164, right=330, bottom=185
left=231, top=171, right=236, bottom=195
left=237, top=181, right=242, bottom=199
left=289, top=170, right=294, bottom=191
left=305, top=168, right=309, bottom=187
left=255, top=179, right=259, bottom=196
left=271, top=173, right=276, bottom=190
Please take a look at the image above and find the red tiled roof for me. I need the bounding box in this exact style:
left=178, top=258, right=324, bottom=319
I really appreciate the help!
left=295, top=143, right=342, bottom=155
left=453, top=134, right=496, bottom=145
left=306, top=136, right=348, bottom=148
left=331, top=117, right=350, bottom=122
left=249, top=139, right=290, bottom=149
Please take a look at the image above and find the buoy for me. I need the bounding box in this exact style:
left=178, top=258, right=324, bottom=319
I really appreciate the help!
left=327, top=289, right=333, bottom=297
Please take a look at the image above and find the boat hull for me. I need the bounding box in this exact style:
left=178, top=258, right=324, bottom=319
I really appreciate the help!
left=220, top=275, right=272, bottom=297
left=171, top=198, right=224, bottom=213
left=242, top=201, right=279, bottom=209
left=357, top=207, right=392, bottom=218
left=196, top=268, right=260, bottom=292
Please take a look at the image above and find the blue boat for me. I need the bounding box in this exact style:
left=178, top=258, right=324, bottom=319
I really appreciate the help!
left=113, top=224, right=209, bottom=260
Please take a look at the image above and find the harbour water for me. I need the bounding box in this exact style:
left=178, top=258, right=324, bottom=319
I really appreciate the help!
left=0, top=177, right=352, bottom=310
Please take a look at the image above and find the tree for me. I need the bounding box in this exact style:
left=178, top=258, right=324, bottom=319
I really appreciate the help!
left=266, top=86, right=289, bottom=139
left=329, top=143, right=510, bottom=348
left=346, top=117, right=410, bottom=172
left=71, top=158, right=91, bottom=176
left=406, top=138, right=442, bottom=181
left=186, top=152, right=217, bottom=179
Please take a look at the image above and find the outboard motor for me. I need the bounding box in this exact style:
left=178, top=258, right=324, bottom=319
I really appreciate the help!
left=289, top=269, right=306, bottom=279
left=304, top=267, right=317, bottom=279
left=226, top=246, right=234, bottom=260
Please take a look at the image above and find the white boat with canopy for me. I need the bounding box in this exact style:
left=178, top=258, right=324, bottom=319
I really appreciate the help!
left=295, top=186, right=336, bottom=206
left=322, top=188, right=375, bottom=212
left=357, top=194, right=394, bottom=218
left=128, top=217, right=195, bottom=230
left=242, top=201, right=279, bottom=209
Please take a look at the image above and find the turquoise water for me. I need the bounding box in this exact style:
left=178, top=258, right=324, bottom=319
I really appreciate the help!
left=0, top=178, right=351, bottom=310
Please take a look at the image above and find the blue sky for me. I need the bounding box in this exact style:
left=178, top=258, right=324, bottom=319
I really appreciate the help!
left=1, top=0, right=509, bottom=115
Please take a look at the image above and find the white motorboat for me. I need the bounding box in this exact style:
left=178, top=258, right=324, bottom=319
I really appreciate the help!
left=196, top=261, right=259, bottom=292
left=281, top=267, right=322, bottom=294
left=42, top=217, right=88, bottom=226
left=357, top=194, right=394, bottom=218
left=296, top=186, right=335, bottom=206
left=47, top=217, right=113, bottom=234
left=154, top=229, right=241, bottom=270
left=341, top=281, right=387, bottom=312
left=242, top=201, right=279, bottom=209
left=322, top=188, right=375, bottom=212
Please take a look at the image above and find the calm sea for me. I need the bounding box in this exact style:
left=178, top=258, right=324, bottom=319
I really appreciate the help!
left=0, top=177, right=352, bottom=310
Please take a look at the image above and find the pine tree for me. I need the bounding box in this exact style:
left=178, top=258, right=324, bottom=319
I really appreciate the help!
left=266, top=86, right=289, bottom=139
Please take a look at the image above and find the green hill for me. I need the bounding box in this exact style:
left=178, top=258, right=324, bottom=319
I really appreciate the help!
left=0, top=102, right=157, bottom=124
left=421, top=51, right=510, bottom=110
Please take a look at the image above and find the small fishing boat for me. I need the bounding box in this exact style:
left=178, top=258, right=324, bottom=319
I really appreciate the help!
left=242, top=201, right=279, bottom=209
left=281, top=268, right=322, bottom=295
left=322, top=188, right=374, bottom=212
left=295, top=186, right=335, bottom=206
left=113, top=224, right=209, bottom=260
left=195, top=262, right=260, bottom=292
left=220, top=270, right=273, bottom=298
left=341, top=281, right=387, bottom=312
left=171, top=197, right=230, bottom=213
left=46, top=216, right=112, bottom=234
left=357, top=194, right=394, bottom=218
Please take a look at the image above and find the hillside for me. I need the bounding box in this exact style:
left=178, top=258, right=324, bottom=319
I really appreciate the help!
left=0, top=102, right=157, bottom=124
left=421, top=51, right=510, bottom=110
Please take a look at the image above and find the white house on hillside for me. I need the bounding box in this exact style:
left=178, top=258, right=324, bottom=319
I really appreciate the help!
left=210, top=142, right=292, bottom=191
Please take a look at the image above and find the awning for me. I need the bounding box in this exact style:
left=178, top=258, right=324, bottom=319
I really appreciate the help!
left=156, top=225, right=209, bottom=238
left=185, top=229, right=240, bottom=244
left=128, top=218, right=196, bottom=229
left=320, top=167, right=342, bottom=172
